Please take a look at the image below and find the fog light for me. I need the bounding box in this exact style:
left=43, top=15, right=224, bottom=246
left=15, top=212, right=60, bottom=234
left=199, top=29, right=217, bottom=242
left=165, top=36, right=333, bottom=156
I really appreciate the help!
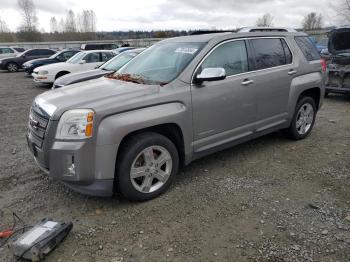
left=64, top=155, right=75, bottom=176
left=67, top=163, right=75, bottom=176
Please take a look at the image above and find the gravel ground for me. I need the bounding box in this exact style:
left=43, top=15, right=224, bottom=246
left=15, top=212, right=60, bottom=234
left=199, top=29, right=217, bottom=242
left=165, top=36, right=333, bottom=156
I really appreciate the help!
left=0, top=71, right=349, bottom=262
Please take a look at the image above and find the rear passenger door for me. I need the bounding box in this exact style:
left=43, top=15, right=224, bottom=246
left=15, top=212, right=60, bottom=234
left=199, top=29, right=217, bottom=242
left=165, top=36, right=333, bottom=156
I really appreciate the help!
left=248, top=38, right=295, bottom=131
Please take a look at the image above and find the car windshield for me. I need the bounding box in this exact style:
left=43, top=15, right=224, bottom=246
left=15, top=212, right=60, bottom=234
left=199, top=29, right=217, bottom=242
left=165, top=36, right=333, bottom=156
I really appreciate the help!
left=49, top=52, right=60, bottom=59
left=67, top=52, right=85, bottom=64
left=116, top=42, right=204, bottom=85
left=101, top=52, right=139, bottom=71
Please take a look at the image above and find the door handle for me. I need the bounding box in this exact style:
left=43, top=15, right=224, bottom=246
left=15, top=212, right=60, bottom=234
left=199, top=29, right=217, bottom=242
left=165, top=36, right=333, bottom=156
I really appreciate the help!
left=241, top=79, right=254, bottom=86
left=288, top=69, right=297, bottom=75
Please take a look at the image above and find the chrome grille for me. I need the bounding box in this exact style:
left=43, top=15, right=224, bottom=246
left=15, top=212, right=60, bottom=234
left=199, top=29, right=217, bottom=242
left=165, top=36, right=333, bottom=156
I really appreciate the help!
left=28, top=108, right=49, bottom=148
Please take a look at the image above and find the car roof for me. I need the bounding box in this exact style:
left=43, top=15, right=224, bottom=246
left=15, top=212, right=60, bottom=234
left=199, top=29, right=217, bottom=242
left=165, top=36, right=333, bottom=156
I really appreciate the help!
left=124, top=48, right=145, bottom=54
left=80, top=49, right=115, bottom=54
left=162, top=31, right=307, bottom=44
left=238, top=27, right=297, bottom=32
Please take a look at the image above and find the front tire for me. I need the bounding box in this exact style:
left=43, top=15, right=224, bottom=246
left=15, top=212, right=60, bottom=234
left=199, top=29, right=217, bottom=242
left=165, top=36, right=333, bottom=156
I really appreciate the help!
left=116, top=132, right=179, bottom=201
left=7, top=62, right=18, bottom=72
left=286, top=96, right=317, bottom=140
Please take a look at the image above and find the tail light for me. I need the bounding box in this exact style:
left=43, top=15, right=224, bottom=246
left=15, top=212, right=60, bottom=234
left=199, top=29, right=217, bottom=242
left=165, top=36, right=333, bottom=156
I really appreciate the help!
left=320, top=58, right=327, bottom=73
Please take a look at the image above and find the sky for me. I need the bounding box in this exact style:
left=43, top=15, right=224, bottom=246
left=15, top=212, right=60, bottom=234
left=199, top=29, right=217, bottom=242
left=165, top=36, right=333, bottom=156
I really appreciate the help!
left=0, top=0, right=340, bottom=32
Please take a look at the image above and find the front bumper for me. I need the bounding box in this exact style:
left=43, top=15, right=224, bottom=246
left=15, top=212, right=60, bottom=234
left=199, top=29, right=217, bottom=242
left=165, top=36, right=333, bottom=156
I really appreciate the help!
left=23, top=65, right=35, bottom=75
left=27, top=128, right=115, bottom=197
left=32, top=72, right=55, bottom=83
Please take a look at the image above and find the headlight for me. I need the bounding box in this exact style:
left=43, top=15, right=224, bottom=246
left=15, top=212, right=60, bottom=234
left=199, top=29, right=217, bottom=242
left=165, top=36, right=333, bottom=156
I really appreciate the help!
left=56, top=109, right=94, bottom=139
left=25, top=63, right=33, bottom=67
left=38, top=70, right=48, bottom=75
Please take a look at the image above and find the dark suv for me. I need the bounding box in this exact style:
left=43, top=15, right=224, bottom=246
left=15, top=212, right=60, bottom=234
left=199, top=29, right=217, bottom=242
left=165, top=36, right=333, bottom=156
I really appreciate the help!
left=0, top=48, right=56, bottom=72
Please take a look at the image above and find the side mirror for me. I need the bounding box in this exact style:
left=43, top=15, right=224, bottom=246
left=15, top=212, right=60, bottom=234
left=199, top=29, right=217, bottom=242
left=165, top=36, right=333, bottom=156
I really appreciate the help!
left=79, top=60, right=86, bottom=64
left=194, top=67, right=226, bottom=83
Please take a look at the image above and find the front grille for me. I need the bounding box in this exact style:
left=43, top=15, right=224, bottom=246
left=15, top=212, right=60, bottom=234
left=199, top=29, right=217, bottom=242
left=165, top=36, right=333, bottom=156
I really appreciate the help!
left=28, top=108, right=49, bottom=148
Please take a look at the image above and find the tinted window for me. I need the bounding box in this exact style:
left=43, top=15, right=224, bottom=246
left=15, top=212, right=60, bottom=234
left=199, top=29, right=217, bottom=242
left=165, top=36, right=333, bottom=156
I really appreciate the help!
left=84, top=53, right=100, bottom=63
left=40, top=49, right=55, bottom=55
left=200, top=40, right=248, bottom=76
left=101, top=52, right=115, bottom=62
left=295, top=36, right=320, bottom=61
left=281, top=39, right=293, bottom=64
left=26, top=50, right=41, bottom=56
left=251, top=38, right=287, bottom=70
left=13, top=47, right=25, bottom=52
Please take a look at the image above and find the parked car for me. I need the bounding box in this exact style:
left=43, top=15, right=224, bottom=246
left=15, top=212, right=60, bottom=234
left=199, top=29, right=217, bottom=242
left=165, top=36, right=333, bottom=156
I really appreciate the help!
left=53, top=48, right=145, bottom=88
left=325, top=27, right=350, bottom=96
left=80, top=43, right=118, bottom=50
left=0, top=48, right=56, bottom=72
left=0, top=46, right=25, bottom=59
left=316, top=38, right=328, bottom=53
left=27, top=31, right=325, bottom=201
left=23, top=50, right=80, bottom=74
left=32, top=50, right=116, bottom=84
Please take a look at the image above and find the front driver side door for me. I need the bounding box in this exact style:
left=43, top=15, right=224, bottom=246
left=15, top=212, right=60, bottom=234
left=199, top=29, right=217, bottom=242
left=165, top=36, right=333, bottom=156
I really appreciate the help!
left=191, top=40, right=256, bottom=154
left=80, top=52, right=101, bottom=71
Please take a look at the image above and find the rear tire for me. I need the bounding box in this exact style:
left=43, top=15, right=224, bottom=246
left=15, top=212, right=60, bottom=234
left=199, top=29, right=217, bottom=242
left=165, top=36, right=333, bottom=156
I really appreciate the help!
left=286, top=96, right=317, bottom=140
left=116, top=132, right=179, bottom=201
left=7, top=62, right=18, bottom=72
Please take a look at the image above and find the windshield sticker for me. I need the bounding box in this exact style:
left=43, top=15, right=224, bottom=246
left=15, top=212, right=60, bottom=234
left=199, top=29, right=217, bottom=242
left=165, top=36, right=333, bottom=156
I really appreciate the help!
left=175, top=47, right=198, bottom=54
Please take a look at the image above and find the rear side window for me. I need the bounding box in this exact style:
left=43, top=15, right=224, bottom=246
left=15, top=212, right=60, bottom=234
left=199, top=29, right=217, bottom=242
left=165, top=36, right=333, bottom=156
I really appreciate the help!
left=250, top=38, right=288, bottom=70
left=200, top=40, right=249, bottom=76
left=40, top=49, right=55, bottom=55
left=295, top=36, right=320, bottom=61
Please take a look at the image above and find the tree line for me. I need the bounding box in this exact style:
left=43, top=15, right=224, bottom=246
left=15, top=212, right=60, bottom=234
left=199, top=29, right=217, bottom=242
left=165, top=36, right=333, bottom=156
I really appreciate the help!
left=0, top=0, right=349, bottom=42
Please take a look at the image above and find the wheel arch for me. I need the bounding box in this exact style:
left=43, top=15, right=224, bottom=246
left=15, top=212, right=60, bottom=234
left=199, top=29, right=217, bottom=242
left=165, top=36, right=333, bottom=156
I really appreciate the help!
left=55, top=71, right=70, bottom=79
left=116, top=123, right=186, bottom=169
left=94, top=103, right=192, bottom=182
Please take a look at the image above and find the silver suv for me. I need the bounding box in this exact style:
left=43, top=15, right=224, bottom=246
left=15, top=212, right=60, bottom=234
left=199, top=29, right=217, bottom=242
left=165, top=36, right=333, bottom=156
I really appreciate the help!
left=27, top=32, right=325, bottom=201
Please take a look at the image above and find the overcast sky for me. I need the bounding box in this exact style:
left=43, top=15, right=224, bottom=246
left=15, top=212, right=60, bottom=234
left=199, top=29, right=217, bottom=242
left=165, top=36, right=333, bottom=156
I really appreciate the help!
left=0, top=0, right=339, bottom=32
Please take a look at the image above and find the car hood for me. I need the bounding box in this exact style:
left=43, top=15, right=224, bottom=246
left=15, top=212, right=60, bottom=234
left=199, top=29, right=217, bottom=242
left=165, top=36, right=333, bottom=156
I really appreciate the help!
left=34, top=77, right=160, bottom=120
left=34, top=62, right=70, bottom=72
left=26, top=57, right=55, bottom=65
left=328, top=28, right=350, bottom=55
left=54, top=69, right=111, bottom=86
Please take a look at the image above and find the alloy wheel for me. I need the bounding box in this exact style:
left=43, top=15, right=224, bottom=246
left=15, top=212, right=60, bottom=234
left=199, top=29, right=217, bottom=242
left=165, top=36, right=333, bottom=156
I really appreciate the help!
left=296, top=103, right=314, bottom=135
left=130, top=146, right=172, bottom=193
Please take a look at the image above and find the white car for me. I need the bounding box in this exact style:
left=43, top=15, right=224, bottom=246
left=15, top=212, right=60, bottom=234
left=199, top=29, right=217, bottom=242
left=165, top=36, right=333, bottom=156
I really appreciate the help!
left=32, top=50, right=116, bottom=84
left=0, top=46, right=25, bottom=59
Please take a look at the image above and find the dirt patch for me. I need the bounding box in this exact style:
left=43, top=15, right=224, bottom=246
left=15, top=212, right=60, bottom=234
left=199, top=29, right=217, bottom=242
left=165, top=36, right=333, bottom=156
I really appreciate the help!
left=0, top=72, right=350, bottom=261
